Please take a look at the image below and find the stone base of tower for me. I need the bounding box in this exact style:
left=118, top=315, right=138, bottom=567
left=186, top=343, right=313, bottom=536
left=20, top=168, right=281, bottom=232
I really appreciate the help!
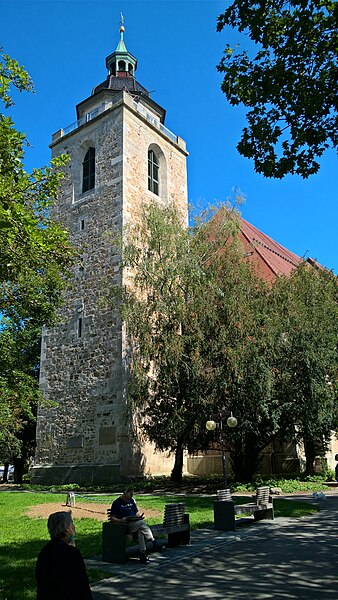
left=30, top=463, right=121, bottom=486
left=30, top=445, right=188, bottom=485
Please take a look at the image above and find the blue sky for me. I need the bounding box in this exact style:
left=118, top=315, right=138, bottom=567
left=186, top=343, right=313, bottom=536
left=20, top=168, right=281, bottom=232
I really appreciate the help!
left=2, top=0, right=337, bottom=272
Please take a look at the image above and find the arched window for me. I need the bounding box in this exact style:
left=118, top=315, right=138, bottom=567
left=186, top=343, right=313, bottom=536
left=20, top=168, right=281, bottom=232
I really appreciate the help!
left=82, top=147, right=95, bottom=193
left=118, top=60, right=126, bottom=72
left=148, top=149, right=159, bottom=195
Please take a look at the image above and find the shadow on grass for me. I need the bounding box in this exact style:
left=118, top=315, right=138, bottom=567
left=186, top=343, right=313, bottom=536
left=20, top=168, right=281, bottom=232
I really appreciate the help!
left=0, top=495, right=320, bottom=599
left=0, top=536, right=45, bottom=600
left=0, top=528, right=102, bottom=600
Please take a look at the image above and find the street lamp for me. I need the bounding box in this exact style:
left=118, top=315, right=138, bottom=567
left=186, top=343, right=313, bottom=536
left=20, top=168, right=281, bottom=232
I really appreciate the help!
left=206, top=410, right=238, bottom=490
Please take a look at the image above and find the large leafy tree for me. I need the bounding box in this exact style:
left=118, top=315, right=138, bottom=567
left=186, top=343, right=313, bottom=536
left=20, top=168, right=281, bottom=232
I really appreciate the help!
left=271, top=264, right=338, bottom=474
left=199, top=210, right=278, bottom=481
left=119, top=202, right=281, bottom=483
left=119, top=203, right=338, bottom=483
left=0, top=50, right=74, bottom=480
left=0, top=50, right=73, bottom=326
left=118, top=202, right=246, bottom=482
left=0, top=319, right=41, bottom=482
left=217, top=1, right=337, bottom=178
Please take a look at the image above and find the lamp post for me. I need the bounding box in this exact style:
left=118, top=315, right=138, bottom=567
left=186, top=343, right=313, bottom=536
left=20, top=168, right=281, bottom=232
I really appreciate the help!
left=206, top=409, right=238, bottom=490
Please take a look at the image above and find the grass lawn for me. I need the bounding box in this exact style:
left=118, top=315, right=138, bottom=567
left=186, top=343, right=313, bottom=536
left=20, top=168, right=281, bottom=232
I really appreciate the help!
left=0, top=491, right=319, bottom=600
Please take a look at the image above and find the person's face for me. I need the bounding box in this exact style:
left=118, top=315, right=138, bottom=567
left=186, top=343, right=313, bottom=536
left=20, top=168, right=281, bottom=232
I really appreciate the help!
left=66, top=520, right=75, bottom=540
left=123, top=491, right=133, bottom=502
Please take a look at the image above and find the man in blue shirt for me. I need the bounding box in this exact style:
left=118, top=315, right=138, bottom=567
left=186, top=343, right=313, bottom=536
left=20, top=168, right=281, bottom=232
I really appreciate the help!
left=110, top=487, right=164, bottom=563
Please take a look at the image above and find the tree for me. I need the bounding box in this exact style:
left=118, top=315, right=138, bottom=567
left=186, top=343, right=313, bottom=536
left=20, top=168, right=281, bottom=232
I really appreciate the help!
left=198, top=209, right=279, bottom=481
left=0, top=50, right=74, bottom=480
left=118, top=202, right=246, bottom=482
left=270, top=264, right=338, bottom=474
left=217, top=1, right=337, bottom=178
left=0, top=49, right=73, bottom=326
left=119, top=202, right=338, bottom=483
left=118, top=201, right=281, bottom=483
left=0, top=319, right=41, bottom=482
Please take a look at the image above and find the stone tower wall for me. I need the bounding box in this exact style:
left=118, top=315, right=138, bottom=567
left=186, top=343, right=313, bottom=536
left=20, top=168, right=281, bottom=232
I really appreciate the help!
left=120, top=96, right=188, bottom=476
left=32, top=92, right=188, bottom=485
left=33, top=103, right=126, bottom=484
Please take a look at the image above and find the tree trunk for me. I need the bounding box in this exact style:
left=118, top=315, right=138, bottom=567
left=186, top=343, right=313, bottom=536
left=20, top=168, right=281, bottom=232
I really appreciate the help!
left=13, top=457, right=25, bottom=484
left=2, top=463, right=9, bottom=484
left=304, top=437, right=316, bottom=476
left=170, top=444, right=184, bottom=483
left=232, top=436, right=261, bottom=482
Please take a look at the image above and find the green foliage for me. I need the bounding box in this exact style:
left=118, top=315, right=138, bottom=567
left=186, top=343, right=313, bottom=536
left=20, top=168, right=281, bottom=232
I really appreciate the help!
left=119, top=201, right=247, bottom=481
left=0, top=49, right=74, bottom=325
left=199, top=208, right=278, bottom=480
left=119, top=202, right=338, bottom=482
left=0, top=50, right=34, bottom=107
left=239, top=474, right=332, bottom=494
left=0, top=50, right=75, bottom=478
left=270, top=265, right=338, bottom=474
left=21, top=472, right=334, bottom=495
left=217, top=1, right=337, bottom=178
left=0, top=319, right=41, bottom=470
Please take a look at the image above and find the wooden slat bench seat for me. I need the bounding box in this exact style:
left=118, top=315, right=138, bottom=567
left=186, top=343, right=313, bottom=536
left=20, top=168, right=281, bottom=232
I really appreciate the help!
left=102, top=502, right=190, bottom=563
left=234, top=486, right=274, bottom=521
left=213, top=486, right=274, bottom=531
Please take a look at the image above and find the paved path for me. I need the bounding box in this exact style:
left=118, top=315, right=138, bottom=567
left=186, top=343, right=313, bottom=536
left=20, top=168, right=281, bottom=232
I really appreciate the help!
left=89, top=493, right=338, bottom=599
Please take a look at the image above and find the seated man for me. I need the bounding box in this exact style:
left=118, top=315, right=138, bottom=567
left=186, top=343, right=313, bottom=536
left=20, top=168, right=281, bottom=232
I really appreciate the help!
left=110, top=486, right=164, bottom=563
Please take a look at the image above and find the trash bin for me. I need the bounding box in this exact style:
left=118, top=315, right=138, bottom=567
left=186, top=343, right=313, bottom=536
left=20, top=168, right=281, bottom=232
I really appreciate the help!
left=213, top=499, right=236, bottom=531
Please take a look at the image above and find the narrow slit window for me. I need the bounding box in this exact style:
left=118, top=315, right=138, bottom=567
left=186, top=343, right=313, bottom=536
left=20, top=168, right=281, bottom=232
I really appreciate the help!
left=148, top=150, right=159, bottom=195
left=81, top=219, right=85, bottom=230
left=82, top=147, right=95, bottom=193
left=78, top=317, right=82, bottom=338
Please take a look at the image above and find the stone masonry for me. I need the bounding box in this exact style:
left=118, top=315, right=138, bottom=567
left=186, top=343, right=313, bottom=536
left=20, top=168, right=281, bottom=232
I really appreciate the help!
left=31, top=36, right=188, bottom=485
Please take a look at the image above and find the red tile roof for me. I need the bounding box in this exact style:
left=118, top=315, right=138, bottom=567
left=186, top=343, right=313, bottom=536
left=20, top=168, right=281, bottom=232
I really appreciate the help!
left=239, top=217, right=303, bottom=282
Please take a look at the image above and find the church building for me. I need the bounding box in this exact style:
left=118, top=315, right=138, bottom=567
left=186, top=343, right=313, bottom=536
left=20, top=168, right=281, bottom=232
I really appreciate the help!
left=31, top=22, right=337, bottom=485
left=31, top=22, right=188, bottom=485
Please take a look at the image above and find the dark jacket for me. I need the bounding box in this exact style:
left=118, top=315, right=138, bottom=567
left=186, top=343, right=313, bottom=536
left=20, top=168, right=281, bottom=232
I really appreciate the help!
left=35, top=538, right=92, bottom=600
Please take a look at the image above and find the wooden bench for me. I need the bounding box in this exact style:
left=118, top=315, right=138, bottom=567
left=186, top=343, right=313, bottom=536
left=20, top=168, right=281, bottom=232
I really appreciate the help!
left=102, top=502, right=190, bottom=563
left=213, top=486, right=274, bottom=531
left=234, top=486, right=274, bottom=521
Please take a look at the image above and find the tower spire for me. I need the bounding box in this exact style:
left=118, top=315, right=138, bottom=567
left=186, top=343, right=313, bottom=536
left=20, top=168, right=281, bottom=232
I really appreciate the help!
left=104, top=16, right=138, bottom=78
left=116, top=13, right=127, bottom=53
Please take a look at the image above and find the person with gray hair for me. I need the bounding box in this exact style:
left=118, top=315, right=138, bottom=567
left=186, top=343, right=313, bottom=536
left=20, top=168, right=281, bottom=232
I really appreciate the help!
left=35, top=511, right=92, bottom=599
left=110, top=487, right=164, bottom=563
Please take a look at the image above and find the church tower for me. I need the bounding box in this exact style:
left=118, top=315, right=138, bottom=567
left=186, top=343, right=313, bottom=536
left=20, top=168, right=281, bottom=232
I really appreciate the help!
left=31, top=20, right=188, bottom=485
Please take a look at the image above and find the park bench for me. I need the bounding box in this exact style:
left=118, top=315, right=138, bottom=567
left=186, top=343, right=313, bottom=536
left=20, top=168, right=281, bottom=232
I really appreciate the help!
left=102, top=502, right=190, bottom=563
left=234, top=486, right=274, bottom=521
left=213, top=486, right=274, bottom=531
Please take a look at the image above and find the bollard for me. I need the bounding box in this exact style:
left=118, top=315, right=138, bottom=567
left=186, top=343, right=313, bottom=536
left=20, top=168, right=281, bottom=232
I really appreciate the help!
left=66, top=491, right=76, bottom=507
